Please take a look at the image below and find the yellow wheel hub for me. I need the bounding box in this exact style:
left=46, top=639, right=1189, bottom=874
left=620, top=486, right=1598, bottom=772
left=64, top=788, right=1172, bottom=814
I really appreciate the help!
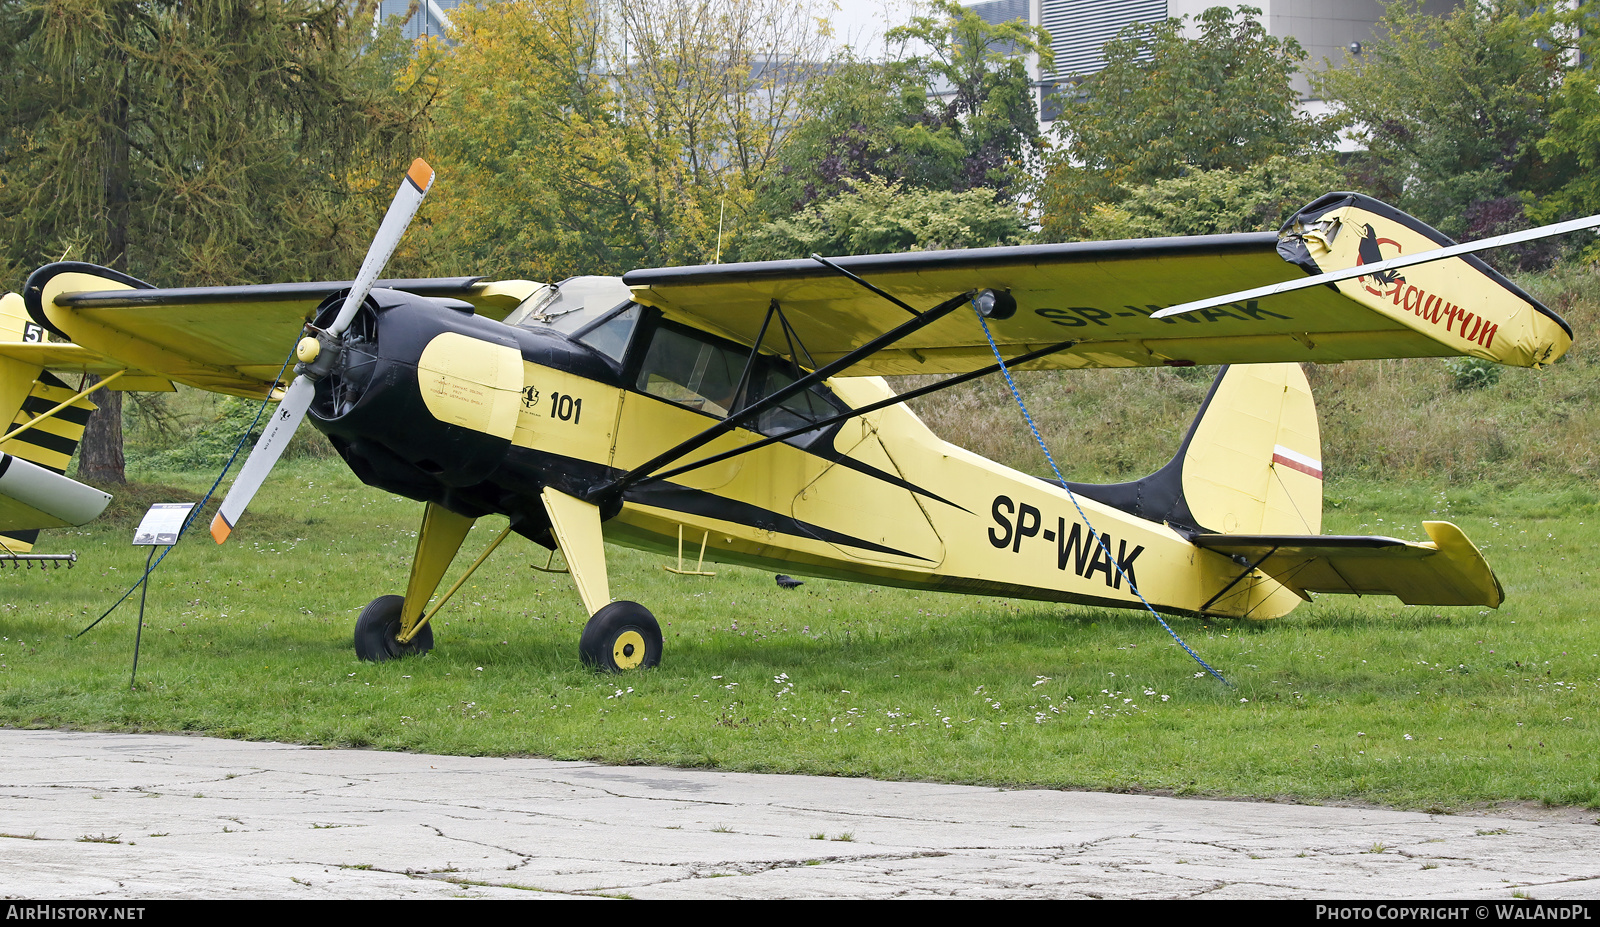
left=612, top=630, right=647, bottom=670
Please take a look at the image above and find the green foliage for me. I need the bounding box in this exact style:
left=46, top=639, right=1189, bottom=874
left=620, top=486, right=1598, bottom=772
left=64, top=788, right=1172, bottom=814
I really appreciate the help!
left=411, top=0, right=834, bottom=279
left=1042, top=6, right=1332, bottom=241
left=1316, top=0, right=1594, bottom=267
left=753, top=59, right=954, bottom=214
left=1531, top=5, right=1600, bottom=255
left=756, top=1, right=1049, bottom=218
left=127, top=395, right=261, bottom=471
left=0, top=0, right=430, bottom=286
left=740, top=176, right=1027, bottom=260
left=882, top=0, right=1052, bottom=199
left=1444, top=357, right=1503, bottom=392
left=123, top=389, right=332, bottom=472
left=1077, top=155, right=1343, bottom=240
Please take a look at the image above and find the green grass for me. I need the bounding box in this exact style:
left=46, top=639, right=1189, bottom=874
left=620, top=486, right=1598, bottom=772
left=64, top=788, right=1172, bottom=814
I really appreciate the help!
left=3, top=457, right=1596, bottom=811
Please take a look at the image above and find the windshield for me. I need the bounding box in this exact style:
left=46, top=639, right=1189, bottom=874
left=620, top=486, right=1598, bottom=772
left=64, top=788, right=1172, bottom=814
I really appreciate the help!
left=503, top=276, right=633, bottom=334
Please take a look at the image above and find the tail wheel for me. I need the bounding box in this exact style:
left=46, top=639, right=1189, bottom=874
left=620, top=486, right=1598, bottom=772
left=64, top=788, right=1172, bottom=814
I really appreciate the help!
left=579, top=601, right=662, bottom=673
left=353, top=594, right=434, bottom=662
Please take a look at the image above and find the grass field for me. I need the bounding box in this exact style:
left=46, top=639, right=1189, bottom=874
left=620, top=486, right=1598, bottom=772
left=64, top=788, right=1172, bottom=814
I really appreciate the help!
left=2, top=455, right=1596, bottom=811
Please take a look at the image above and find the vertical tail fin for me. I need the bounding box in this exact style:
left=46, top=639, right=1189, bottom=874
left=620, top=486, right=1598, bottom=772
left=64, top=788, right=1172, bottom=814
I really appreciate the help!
left=1066, top=363, right=1322, bottom=537
left=1179, top=363, right=1322, bottom=536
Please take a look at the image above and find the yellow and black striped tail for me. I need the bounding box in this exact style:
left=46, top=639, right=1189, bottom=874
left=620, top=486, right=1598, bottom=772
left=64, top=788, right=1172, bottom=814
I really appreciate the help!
left=0, top=370, right=97, bottom=553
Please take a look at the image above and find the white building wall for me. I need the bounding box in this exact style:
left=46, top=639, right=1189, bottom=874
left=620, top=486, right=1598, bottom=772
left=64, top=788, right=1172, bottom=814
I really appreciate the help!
left=1020, top=0, right=1460, bottom=96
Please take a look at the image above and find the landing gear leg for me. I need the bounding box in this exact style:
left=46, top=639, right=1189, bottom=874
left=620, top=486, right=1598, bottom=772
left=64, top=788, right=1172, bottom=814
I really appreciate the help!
left=353, top=502, right=475, bottom=662
left=540, top=487, right=663, bottom=672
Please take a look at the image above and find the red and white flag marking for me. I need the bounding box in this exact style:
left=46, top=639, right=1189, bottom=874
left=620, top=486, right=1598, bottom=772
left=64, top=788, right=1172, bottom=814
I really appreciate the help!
left=1272, top=445, right=1323, bottom=480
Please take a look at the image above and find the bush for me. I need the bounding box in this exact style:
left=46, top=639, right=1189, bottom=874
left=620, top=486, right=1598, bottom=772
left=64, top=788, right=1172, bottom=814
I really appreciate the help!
left=1077, top=155, right=1343, bottom=240
left=126, top=389, right=334, bottom=472
left=1444, top=357, right=1502, bottom=391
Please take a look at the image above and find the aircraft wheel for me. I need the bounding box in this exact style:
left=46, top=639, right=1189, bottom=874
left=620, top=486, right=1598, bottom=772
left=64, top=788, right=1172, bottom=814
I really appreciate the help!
left=579, top=601, right=662, bottom=673
left=353, top=594, right=434, bottom=662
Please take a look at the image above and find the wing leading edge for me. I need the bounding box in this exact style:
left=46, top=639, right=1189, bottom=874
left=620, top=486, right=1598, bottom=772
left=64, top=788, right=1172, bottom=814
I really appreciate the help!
left=623, top=193, right=1571, bottom=376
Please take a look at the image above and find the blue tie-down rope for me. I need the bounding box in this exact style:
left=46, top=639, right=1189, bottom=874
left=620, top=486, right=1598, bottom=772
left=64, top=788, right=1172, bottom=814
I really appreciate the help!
left=78, top=348, right=296, bottom=638
left=971, top=299, right=1230, bottom=686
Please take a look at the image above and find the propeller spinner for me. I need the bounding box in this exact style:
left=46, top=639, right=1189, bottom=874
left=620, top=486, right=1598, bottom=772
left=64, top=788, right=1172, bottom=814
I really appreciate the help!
left=210, top=159, right=435, bottom=543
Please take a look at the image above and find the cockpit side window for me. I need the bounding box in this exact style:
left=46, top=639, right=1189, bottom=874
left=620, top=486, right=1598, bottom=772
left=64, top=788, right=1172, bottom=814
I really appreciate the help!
left=750, top=365, right=843, bottom=443
left=633, top=321, right=845, bottom=443
left=573, top=303, right=641, bottom=363
left=635, top=324, right=745, bottom=418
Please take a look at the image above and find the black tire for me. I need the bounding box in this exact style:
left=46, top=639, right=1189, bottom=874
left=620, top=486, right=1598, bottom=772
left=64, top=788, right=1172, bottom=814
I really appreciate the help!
left=353, top=594, right=434, bottom=662
left=578, top=601, right=662, bottom=673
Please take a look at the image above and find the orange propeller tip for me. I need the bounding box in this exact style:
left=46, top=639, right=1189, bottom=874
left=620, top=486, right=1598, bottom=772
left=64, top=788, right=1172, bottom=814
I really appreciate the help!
left=210, top=512, right=232, bottom=545
left=406, top=158, right=434, bottom=192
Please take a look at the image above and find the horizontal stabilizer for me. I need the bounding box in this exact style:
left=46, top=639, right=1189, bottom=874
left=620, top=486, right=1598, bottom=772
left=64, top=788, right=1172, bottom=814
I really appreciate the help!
left=1194, top=521, right=1503, bottom=608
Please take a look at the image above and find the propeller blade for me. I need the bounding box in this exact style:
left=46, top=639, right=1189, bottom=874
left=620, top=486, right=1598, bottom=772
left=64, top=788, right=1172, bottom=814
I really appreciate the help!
left=328, top=158, right=435, bottom=336
left=211, top=159, right=434, bottom=544
left=209, top=375, right=314, bottom=544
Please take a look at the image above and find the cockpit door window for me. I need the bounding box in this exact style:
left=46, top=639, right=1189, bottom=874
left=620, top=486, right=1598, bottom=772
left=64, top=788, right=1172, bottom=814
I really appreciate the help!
left=635, top=324, right=745, bottom=418
left=633, top=321, right=847, bottom=448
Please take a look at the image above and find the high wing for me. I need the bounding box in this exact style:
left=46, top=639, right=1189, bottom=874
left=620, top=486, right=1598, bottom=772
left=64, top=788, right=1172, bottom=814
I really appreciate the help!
left=622, top=192, right=1572, bottom=375
left=1194, top=522, right=1504, bottom=608
left=22, top=263, right=541, bottom=397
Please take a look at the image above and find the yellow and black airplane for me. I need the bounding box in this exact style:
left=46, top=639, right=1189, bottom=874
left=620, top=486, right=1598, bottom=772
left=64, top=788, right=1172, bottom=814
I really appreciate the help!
left=5, top=163, right=1582, bottom=669
left=0, top=292, right=111, bottom=564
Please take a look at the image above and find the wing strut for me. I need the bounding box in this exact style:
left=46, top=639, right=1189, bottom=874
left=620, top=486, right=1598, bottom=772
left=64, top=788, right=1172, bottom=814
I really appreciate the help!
left=634, top=335, right=1081, bottom=488
left=592, top=287, right=980, bottom=505
left=0, top=369, right=125, bottom=445
left=808, top=253, right=924, bottom=318
left=730, top=298, right=819, bottom=413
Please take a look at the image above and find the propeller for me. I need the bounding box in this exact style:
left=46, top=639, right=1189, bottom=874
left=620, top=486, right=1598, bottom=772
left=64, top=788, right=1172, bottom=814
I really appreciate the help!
left=210, top=158, right=435, bottom=543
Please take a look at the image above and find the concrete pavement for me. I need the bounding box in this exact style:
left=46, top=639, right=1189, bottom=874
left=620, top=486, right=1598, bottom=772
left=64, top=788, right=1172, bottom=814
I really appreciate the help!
left=1, top=728, right=1597, bottom=899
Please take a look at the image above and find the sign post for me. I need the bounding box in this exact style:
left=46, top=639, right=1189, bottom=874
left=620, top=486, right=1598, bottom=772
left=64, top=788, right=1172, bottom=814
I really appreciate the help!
left=128, top=503, right=194, bottom=689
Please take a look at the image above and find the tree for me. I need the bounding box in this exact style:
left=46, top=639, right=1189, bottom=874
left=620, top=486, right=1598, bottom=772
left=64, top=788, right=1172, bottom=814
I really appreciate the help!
left=755, top=0, right=1051, bottom=217
left=740, top=175, right=1028, bottom=260
left=1075, top=155, right=1343, bottom=240
left=1315, top=1, right=1572, bottom=248
left=1040, top=5, right=1333, bottom=241
left=885, top=0, right=1053, bottom=199
left=0, top=0, right=430, bottom=482
left=413, top=0, right=834, bottom=280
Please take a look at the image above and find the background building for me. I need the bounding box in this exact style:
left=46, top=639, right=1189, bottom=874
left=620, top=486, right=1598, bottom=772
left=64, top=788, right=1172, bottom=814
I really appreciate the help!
left=968, top=0, right=1460, bottom=107
left=376, top=0, right=466, bottom=41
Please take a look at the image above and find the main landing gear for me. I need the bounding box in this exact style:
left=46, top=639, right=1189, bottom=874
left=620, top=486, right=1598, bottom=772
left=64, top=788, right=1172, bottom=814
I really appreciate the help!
left=353, top=594, right=435, bottom=661
left=352, top=492, right=663, bottom=673
left=579, top=601, right=663, bottom=672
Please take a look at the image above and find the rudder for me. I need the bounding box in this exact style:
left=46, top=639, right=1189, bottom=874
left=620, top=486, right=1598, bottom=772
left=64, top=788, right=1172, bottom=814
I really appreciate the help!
left=1180, top=363, right=1322, bottom=536
left=1065, top=363, right=1322, bottom=537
